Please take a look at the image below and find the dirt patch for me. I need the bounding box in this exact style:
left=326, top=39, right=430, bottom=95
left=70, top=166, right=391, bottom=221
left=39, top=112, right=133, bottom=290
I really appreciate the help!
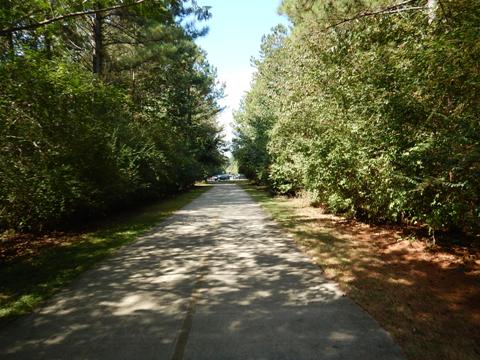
left=286, top=197, right=480, bottom=360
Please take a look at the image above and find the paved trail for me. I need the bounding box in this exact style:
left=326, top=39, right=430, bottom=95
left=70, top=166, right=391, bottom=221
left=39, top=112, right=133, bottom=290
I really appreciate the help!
left=0, top=184, right=405, bottom=359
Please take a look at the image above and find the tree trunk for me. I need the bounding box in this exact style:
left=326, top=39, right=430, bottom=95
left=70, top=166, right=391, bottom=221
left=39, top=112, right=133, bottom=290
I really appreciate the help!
left=92, top=11, right=103, bottom=74
left=428, top=0, right=438, bottom=24
left=45, top=0, right=55, bottom=59
left=8, top=32, right=14, bottom=59
left=45, top=30, right=52, bottom=59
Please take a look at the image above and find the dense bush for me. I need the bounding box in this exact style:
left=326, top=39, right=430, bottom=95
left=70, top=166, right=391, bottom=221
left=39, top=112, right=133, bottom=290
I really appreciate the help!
left=233, top=0, right=479, bottom=234
left=0, top=1, right=225, bottom=231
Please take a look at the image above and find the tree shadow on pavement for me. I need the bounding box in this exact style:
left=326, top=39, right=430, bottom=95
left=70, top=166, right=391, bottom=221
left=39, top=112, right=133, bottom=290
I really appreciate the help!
left=0, top=185, right=405, bottom=360
left=247, top=186, right=480, bottom=360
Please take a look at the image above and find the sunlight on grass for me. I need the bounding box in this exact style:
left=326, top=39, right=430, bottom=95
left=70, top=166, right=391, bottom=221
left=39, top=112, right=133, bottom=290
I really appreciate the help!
left=0, top=185, right=211, bottom=325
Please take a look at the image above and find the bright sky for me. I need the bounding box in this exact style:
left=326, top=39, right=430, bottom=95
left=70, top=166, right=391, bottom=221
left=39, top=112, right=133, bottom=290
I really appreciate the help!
left=195, top=0, right=289, bottom=144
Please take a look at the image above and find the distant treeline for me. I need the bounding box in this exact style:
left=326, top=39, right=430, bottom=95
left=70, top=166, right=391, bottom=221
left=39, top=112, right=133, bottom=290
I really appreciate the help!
left=233, top=0, right=479, bottom=235
left=0, top=1, right=226, bottom=231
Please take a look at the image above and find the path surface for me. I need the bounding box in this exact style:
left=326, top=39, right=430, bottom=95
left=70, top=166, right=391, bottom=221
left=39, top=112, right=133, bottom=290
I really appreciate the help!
left=0, top=184, right=405, bottom=359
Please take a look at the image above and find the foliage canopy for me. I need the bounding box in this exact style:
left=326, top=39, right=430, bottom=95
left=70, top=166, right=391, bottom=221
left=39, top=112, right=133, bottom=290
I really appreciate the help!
left=0, top=0, right=226, bottom=231
left=233, top=0, right=480, bottom=234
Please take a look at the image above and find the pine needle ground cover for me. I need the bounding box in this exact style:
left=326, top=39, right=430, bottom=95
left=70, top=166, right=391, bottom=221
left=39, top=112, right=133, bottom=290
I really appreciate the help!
left=241, top=183, right=480, bottom=360
left=0, top=185, right=211, bottom=325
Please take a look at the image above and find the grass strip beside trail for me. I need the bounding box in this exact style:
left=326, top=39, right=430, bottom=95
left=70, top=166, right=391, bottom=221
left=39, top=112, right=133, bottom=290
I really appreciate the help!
left=0, top=185, right=211, bottom=325
left=240, top=183, right=480, bottom=360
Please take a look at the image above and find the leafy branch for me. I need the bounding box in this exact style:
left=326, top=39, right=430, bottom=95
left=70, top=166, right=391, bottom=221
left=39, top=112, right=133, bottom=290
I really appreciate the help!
left=0, top=0, right=146, bottom=36
left=324, top=0, right=426, bottom=31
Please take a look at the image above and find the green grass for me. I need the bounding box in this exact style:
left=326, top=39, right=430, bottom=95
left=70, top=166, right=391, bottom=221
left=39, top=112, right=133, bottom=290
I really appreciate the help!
left=239, top=183, right=300, bottom=229
left=0, top=185, right=211, bottom=325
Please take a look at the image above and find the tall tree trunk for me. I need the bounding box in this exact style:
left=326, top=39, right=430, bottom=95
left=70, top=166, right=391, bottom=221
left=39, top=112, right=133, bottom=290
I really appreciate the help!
left=92, top=11, right=103, bottom=74
left=45, top=0, right=55, bottom=59
left=45, top=30, right=52, bottom=59
left=428, top=0, right=438, bottom=24
left=8, top=32, right=14, bottom=59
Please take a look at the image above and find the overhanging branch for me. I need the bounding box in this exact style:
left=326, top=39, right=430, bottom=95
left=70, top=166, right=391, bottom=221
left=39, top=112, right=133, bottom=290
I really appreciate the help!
left=0, top=0, right=146, bottom=36
left=324, top=0, right=426, bottom=31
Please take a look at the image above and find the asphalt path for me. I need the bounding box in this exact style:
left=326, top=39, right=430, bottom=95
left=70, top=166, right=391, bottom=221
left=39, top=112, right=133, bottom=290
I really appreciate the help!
left=0, top=184, right=405, bottom=359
